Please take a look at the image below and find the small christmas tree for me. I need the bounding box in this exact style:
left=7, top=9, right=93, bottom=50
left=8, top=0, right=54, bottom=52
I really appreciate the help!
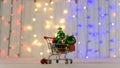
left=55, top=27, right=76, bottom=46
left=56, top=27, right=65, bottom=44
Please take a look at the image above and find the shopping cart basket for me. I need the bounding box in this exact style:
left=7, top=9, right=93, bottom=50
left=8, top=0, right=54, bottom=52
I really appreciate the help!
left=40, top=36, right=76, bottom=64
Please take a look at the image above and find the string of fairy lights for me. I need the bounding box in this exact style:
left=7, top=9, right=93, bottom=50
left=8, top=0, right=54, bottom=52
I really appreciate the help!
left=32, top=0, right=70, bottom=57
left=0, top=0, right=120, bottom=58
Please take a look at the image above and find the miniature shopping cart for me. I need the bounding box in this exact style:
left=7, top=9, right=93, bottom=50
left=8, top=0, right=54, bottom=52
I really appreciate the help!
left=40, top=36, right=76, bottom=64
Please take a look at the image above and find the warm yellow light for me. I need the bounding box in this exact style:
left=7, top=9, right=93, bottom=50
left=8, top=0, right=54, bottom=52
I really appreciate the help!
left=54, top=33, right=57, bottom=37
left=45, top=20, right=54, bottom=29
left=27, top=26, right=32, bottom=30
left=67, top=0, right=71, bottom=2
left=45, top=3, right=48, bottom=6
left=33, top=34, right=37, bottom=38
left=59, top=18, right=65, bottom=23
left=50, top=16, right=54, bottom=19
left=32, top=18, right=36, bottom=22
left=118, top=2, right=120, bottom=6
left=63, top=9, right=68, bottom=14
left=27, top=47, right=32, bottom=53
left=45, top=25, right=51, bottom=29
left=47, top=50, right=50, bottom=53
left=35, top=3, right=41, bottom=8
left=34, top=8, right=38, bottom=12
left=44, top=8, right=47, bottom=12
left=55, top=25, right=60, bottom=29
left=46, top=20, right=50, bottom=24
left=37, top=42, right=42, bottom=46
left=55, top=25, right=65, bottom=30
left=49, top=7, right=53, bottom=11
left=32, top=39, right=42, bottom=47
left=61, top=25, right=65, bottom=30
left=32, top=39, right=38, bottom=44
left=50, top=1, right=54, bottom=4
left=40, top=52, right=43, bottom=56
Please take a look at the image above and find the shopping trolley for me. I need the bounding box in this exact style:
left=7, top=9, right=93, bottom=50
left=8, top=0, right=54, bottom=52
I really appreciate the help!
left=40, top=36, right=76, bottom=64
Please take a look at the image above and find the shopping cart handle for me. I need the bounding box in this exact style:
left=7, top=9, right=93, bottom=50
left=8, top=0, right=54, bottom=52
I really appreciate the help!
left=44, top=36, right=49, bottom=39
left=44, top=36, right=54, bottom=39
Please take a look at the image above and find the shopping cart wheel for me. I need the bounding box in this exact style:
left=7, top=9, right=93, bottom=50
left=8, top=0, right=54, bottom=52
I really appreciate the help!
left=56, top=59, right=59, bottom=63
left=70, top=59, right=72, bottom=64
left=48, top=60, right=52, bottom=64
left=65, top=59, right=68, bottom=64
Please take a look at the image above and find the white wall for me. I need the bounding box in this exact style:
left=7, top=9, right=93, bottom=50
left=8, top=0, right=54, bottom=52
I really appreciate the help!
left=1, top=0, right=120, bottom=68
left=0, top=0, right=120, bottom=59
